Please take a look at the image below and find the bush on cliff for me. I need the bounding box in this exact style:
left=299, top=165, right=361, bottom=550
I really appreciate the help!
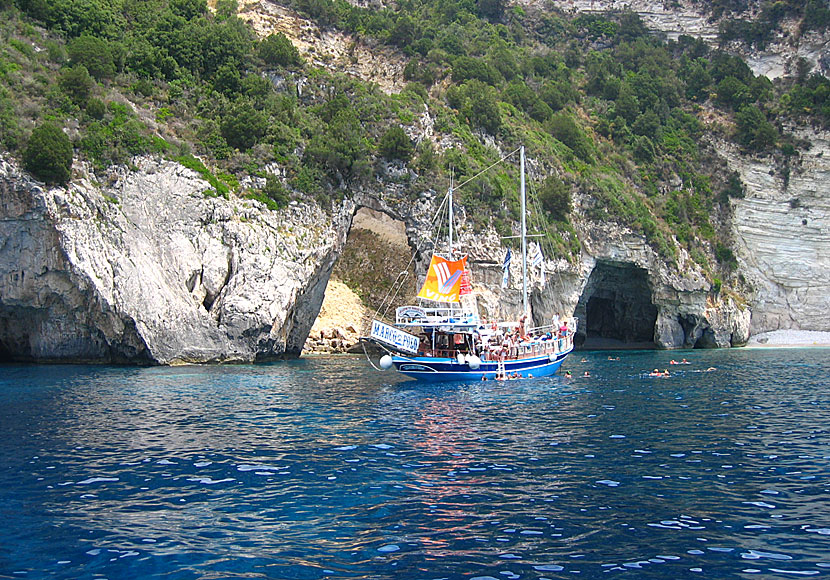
left=259, top=33, right=303, bottom=68
left=378, top=125, right=414, bottom=162
left=23, top=123, right=73, bottom=185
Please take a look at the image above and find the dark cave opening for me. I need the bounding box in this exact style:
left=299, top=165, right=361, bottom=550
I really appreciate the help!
left=574, top=261, right=658, bottom=349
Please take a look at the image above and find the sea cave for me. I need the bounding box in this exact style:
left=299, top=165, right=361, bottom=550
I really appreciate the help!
left=574, top=260, right=658, bottom=349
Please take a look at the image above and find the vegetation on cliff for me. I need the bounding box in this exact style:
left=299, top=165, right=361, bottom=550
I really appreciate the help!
left=0, top=0, right=827, bottom=294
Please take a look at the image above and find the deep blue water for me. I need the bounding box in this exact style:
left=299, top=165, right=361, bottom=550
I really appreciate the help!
left=2, top=349, right=830, bottom=579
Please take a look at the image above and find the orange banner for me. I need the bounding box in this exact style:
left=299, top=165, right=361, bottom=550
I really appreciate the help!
left=416, top=254, right=468, bottom=303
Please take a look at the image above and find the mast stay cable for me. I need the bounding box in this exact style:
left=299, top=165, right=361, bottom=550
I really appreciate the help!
left=364, top=146, right=523, bottom=330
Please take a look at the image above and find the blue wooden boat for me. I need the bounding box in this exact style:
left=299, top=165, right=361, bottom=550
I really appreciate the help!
left=362, top=146, right=575, bottom=381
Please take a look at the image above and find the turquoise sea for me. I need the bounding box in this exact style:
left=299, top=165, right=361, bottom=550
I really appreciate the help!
left=1, top=348, right=829, bottom=579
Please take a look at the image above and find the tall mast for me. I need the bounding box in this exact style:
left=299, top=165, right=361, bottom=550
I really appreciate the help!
left=520, top=145, right=527, bottom=315
left=448, top=173, right=454, bottom=255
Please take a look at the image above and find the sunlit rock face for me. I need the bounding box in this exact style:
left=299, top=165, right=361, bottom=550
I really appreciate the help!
left=544, top=0, right=829, bottom=79
left=0, top=155, right=350, bottom=363
left=722, top=130, right=830, bottom=333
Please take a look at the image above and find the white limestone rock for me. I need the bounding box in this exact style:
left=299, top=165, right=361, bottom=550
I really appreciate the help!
left=715, top=129, right=830, bottom=333
left=0, top=154, right=350, bottom=363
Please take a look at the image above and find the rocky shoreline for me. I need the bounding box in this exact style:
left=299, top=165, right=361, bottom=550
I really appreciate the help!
left=746, top=330, right=830, bottom=347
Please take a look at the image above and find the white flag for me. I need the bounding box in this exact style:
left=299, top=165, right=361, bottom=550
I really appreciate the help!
left=501, top=248, right=512, bottom=288
left=529, top=242, right=543, bottom=267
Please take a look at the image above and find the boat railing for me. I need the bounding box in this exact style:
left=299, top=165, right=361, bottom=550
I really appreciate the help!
left=477, top=333, right=574, bottom=361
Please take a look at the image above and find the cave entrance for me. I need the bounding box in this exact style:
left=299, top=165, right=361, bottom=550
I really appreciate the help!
left=574, top=260, right=658, bottom=349
left=302, top=207, right=414, bottom=354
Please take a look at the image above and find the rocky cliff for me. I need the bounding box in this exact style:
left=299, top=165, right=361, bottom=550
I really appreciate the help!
left=719, top=130, right=830, bottom=332
left=0, top=154, right=351, bottom=363
left=2, top=0, right=827, bottom=362
left=327, top=186, right=751, bottom=352
left=0, top=143, right=776, bottom=363
left=541, top=0, right=830, bottom=336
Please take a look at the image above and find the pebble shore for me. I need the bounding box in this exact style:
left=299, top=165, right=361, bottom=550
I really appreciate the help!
left=747, top=330, right=830, bottom=347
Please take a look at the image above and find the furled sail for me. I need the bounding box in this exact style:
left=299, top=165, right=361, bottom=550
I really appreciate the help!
left=416, top=254, right=470, bottom=302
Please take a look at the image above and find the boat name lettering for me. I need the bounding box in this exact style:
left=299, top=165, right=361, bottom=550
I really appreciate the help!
left=370, top=320, right=420, bottom=354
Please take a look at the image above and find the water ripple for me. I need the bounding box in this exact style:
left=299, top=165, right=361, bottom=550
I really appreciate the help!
left=2, top=350, right=830, bottom=578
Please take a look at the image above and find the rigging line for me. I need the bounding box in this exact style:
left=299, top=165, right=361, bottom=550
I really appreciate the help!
left=526, top=174, right=568, bottom=292
left=370, top=184, right=453, bottom=324
left=451, top=146, right=522, bottom=193
left=361, top=339, right=390, bottom=371
left=369, top=269, right=412, bottom=328
left=368, top=146, right=522, bottom=325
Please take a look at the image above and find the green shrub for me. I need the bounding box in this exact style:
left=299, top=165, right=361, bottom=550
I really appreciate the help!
left=715, top=242, right=737, bottom=268
left=220, top=101, right=267, bottom=151
left=0, top=89, right=21, bottom=150
left=303, top=108, right=370, bottom=185
left=716, top=76, right=751, bottom=110
left=451, top=56, right=502, bottom=86
left=378, top=125, right=414, bottom=161
left=174, top=154, right=230, bottom=196
left=170, top=0, right=208, bottom=20
left=259, top=33, right=302, bottom=68
left=8, top=38, right=35, bottom=58
left=212, top=62, right=241, bottom=96
left=264, top=174, right=290, bottom=207
left=632, top=134, right=655, bottom=162
left=735, top=105, right=778, bottom=152
left=245, top=190, right=279, bottom=210
left=414, top=140, right=437, bottom=171
left=291, top=164, right=324, bottom=196
left=538, top=175, right=571, bottom=221
left=720, top=172, right=744, bottom=201
left=476, top=0, right=506, bottom=22
left=67, top=35, right=115, bottom=80
left=547, top=111, right=592, bottom=161
left=58, top=65, right=95, bottom=106
left=85, top=97, right=106, bottom=120
left=803, top=0, right=830, bottom=33
left=447, top=80, right=502, bottom=134
left=132, top=78, right=154, bottom=98
left=23, top=123, right=73, bottom=185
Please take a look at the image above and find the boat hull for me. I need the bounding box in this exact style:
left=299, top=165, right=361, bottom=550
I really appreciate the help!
left=391, top=350, right=571, bottom=382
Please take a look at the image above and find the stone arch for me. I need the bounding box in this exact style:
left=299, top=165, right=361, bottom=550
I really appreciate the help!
left=301, top=203, right=415, bottom=354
